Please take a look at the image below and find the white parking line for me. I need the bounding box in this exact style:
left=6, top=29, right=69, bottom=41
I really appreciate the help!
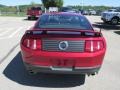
left=8, top=27, right=23, bottom=38
left=26, top=26, right=31, bottom=30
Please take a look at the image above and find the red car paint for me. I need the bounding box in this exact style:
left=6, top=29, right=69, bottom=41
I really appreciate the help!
left=20, top=12, right=106, bottom=75
left=27, top=7, right=42, bottom=20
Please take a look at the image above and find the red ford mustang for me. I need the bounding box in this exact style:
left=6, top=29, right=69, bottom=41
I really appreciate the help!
left=20, top=12, right=106, bottom=76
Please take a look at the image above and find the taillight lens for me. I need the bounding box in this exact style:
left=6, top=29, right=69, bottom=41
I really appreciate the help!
left=39, top=11, right=42, bottom=14
left=22, top=38, right=42, bottom=50
left=85, top=40, right=104, bottom=52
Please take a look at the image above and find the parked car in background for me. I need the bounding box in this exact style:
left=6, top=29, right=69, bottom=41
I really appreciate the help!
left=88, top=9, right=96, bottom=15
left=59, top=7, right=73, bottom=12
left=101, top=8, right=120, bottom=24
left=49, top=7, right=58, bottom=12
left=82, top=10, right=89, bottom=15
left=96, top=10, right=102, bottom=16
left=107, top=9, right=116, bottom=12
left=60, top=7, right=80, bottom=14
left=27, top=7, right=43, bottom=20
left=20, top=12, right=106, bottom=76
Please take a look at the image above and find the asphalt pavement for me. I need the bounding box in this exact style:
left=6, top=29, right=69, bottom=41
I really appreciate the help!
left=0, top=16, right=120, bottom=90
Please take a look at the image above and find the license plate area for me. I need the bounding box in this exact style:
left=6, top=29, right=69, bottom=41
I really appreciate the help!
left=51, top=59, right=75, bottom=68
left=50, top=66, right=72, bottom=71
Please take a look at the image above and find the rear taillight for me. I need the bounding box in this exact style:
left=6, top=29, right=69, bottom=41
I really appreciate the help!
left=22, top=38, right=42, bottom=50
left=39, top=11, right=42, bottom=14
left=85, top=40, right=104, bottom=52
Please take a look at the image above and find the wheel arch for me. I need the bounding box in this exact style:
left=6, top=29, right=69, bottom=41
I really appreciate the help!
left=112, top=16, right=120, bottom=20
left=111, top=16, right=120, bottom=24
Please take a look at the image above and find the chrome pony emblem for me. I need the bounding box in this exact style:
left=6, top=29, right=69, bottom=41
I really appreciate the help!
left=59, top=41, right=69, bottom=51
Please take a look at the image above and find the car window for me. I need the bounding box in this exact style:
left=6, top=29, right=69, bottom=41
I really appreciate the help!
left=115, top=8, right=120, bottom=12
left=36, top=14, right=93, bottom=30
left=31, top=7, right=41, bottom=10
left=60, top=7, right=72, bottom=12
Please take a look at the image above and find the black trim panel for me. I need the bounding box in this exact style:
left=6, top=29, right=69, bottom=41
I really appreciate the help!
left=25, top=63, right=100, bottom=74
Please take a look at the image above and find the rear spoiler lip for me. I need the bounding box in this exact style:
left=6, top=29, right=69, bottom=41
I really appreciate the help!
left=26, top=28, right=101, bottom=34
left=30, top=28, right=93, bottom=31
left=25, top=29, right=102, bottom=37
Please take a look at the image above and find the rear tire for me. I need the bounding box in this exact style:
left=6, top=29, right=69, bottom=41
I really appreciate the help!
left=111, top=17, right=119, bottom=25
left=28, top=17, right=31, bottom=20
left=31, top=17, right=36, bottom=20
left=103, top=20, right=109, bottom=24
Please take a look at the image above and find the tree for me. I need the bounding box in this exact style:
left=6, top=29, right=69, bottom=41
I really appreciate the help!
left=41, top=0, right=63, bottom=9
left=30, top=1, right=36, bottom=7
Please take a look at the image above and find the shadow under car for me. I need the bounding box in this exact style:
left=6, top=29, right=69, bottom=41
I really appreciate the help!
left=3, top=52, right=85, bottom=88
left=93, top=22, right=120, bottom=30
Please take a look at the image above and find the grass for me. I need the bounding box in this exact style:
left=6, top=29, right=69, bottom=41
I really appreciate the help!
left=0, top=12, right=26, bottom=17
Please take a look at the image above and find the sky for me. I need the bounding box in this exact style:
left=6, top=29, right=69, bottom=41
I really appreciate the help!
left=0, top=0, right=120, bottom=7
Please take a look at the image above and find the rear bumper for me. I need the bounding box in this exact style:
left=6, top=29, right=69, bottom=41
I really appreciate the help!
left=101, top=17, right=111, bottom=22
left=21, top=42, right=106, bottom=74
left=25, top=63, right=100, bottom=74
left=21, top=48, right=105, bottom=68
left=27, top=15, right=40, bottom=18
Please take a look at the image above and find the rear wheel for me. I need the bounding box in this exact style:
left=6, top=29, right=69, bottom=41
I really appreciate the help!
left=111, top=17, right=119, bottom=25
left=103, top=20, right=109, bottom=24
left=31, top=16, right=37, bottom=20
left=28, top=17, right=31, bottom=20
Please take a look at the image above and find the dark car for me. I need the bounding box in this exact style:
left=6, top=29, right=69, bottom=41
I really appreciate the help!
left=59, top=7, right=73, bottom=12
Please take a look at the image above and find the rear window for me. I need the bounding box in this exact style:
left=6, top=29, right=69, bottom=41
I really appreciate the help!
left=60, top=7, right=73, bottom=12
left=36, top=14, right=93, bottom=30
left=31, top=7, right=41, bottom=10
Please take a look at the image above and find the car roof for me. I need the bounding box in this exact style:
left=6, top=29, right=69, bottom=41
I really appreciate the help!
left=42, top=12, right=83, bottom=16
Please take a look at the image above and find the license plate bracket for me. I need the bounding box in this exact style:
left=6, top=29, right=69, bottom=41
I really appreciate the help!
left=50, top=66, right=72, bottom=71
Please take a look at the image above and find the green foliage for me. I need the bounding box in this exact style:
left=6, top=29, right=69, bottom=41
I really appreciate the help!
left=30, top=1, right=36, bottom=7
left=0, top=4, right=43, bottom=12
left=0, top=4, right=6, bottom=7
left=1, top=12, right=26, bottom=17
left=0, top=3, right=117, bottom=16
left=0, top=3, right=42, bottom=16
left=41, top=0, right=63, bottom=9
left=0, top=6, right=17, bottom=12
left=70, top=5, right=112, bottom=11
